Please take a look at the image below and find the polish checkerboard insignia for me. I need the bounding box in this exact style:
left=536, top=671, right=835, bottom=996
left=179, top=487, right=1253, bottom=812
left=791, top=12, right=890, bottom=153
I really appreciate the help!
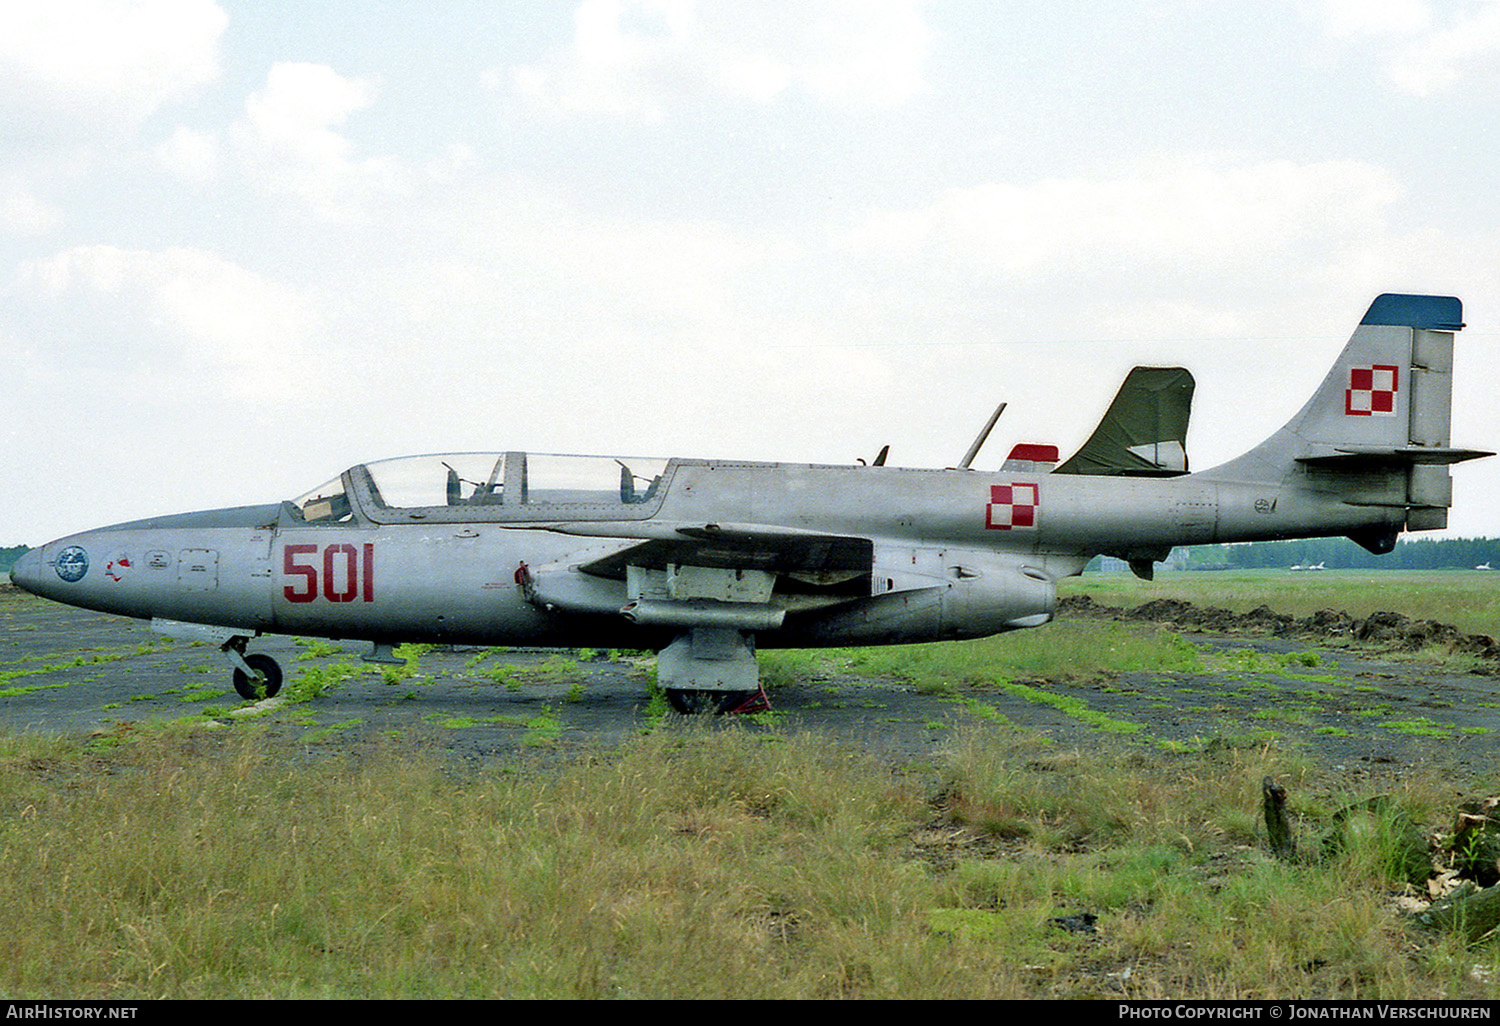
left=986, top=482, right=1038, bottom=530
left=1345, top=364, right=1399, bottom=417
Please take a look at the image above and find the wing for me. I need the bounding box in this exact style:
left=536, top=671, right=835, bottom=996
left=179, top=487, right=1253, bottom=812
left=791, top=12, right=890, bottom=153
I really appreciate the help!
left=514, top=523, right=874, bottom=629
left=574, top=525, right=874, bottom=579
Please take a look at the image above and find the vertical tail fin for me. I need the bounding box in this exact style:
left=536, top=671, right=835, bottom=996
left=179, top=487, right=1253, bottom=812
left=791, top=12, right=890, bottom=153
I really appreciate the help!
left=1203, top=294, right=1489, bottom=547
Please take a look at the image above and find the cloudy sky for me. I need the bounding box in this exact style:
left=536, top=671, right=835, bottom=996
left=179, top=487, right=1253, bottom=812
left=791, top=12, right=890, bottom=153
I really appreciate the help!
left=4, top=0, right=1500, bottom=544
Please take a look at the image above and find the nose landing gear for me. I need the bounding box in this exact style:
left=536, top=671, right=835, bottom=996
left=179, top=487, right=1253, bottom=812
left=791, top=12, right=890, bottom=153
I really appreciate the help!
left=150, top=618, right=286, bottom=702
left=230, top=651, right=283, bottom=700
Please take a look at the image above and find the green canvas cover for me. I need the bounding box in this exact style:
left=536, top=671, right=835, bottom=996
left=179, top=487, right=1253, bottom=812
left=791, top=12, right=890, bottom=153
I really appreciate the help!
left=1053, top=366, right=1195, bottom=477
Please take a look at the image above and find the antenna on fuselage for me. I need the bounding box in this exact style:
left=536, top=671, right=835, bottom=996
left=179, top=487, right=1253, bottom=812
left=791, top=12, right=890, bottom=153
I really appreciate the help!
left=957, top=402, right=1007, bottom=470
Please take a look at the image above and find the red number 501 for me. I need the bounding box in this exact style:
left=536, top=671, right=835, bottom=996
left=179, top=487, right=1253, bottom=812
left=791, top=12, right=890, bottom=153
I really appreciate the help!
left=283, top=543, right=375, bottom=603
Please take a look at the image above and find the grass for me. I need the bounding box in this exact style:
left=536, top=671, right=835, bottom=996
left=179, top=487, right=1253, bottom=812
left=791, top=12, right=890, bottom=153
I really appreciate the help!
left=6, top=573, right=1500, bottom=997
left=478, top=655, right=594, bottom=693
left=301, top=717, right=366, bottom=742
left=760, top=619, right=1207, bottom=698
left=422, top=709, right=563, bottom=745
left=295, top=639, right=345, bottom=661
left=0, top=722, right=1495, bottom=999
left=993, top=679, right=1143, bottom=734
left=0, top=681, right=72, bottom=698
left=0, top=648, right=141, bottom=688
left=285, top=661, right=366, bottom=703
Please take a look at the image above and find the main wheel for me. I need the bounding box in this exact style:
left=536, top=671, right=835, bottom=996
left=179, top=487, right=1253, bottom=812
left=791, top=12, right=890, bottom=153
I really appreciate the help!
left=665, top=688, right=751, bottom=715
left=233, top=653, right=283, bottom=700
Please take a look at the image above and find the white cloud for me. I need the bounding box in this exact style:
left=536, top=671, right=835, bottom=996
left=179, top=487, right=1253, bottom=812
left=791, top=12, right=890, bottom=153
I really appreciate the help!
left=1389, top=2, right=1500, bottom=96
left=233, top=152, right=1468, bottom=475
left=839, top=158, right=1404, bottom=287
left=0, top=0, right=226, bottom=130
left=1314, top=0, right=1500, bottom=96
left=503, top=0, right=931, bottom=120
left=231, top=62, right=403, bottom=219
left=339, top=180, right=770, bottom=365
left=154, top=126, right=221, bottom=185
left=0, top=177, right=62, bottom=235
left=14, top=244, right=322, bottom=395
left=1319, top=0, right=1431, bottom=36
left=796, top=0, right=931, bottom=106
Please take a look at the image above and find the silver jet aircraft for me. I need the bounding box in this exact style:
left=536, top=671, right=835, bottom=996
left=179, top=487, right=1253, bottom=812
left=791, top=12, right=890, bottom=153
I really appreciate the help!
left=10, top=294, right=1490, bottom=713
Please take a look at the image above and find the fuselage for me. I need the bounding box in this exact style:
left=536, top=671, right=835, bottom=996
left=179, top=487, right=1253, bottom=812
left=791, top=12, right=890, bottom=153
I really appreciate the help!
left=9, top=452, right=1400, bottom=651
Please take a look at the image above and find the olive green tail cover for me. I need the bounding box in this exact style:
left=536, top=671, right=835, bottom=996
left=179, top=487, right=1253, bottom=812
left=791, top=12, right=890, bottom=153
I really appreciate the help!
left=1053, top=366, right=1195, bottom=477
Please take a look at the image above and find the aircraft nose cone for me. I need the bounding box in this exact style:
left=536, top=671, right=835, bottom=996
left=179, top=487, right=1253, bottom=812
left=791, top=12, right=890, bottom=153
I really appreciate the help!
left=9, top=546, right=42, bottom=595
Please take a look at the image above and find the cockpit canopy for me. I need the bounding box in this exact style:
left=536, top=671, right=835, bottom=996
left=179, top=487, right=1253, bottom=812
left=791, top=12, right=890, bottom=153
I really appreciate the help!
left=291, top=452, right=671, bottom=524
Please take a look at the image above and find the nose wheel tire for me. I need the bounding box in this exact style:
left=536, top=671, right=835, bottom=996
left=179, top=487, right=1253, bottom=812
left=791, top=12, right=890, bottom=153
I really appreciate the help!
left=232, top=653, right=283, bottom=700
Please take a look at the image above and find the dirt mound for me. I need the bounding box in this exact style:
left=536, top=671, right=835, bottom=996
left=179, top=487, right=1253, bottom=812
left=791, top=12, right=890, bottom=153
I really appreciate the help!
left=1060, top=594, right=1500, bottom=662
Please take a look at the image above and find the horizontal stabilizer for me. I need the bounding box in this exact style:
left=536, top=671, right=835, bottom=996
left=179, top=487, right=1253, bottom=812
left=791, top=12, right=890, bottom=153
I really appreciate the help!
left=1054, top=366, right=1195, bottom=477
left=1296, top=445, right=1494, bottom=467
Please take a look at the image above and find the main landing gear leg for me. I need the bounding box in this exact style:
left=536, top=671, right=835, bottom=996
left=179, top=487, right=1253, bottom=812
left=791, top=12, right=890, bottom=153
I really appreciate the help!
left=659, top=627, right=765, bottom=715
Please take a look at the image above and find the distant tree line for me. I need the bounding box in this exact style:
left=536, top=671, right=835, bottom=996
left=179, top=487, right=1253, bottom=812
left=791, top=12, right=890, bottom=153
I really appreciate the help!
left=0, top=545, right=28, bottom=573
left=1182, top=536, right=1500, bottom=571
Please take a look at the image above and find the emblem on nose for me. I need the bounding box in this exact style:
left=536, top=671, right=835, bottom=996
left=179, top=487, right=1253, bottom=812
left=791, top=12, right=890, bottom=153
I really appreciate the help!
left=55, top=546, right=90, bottom=583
